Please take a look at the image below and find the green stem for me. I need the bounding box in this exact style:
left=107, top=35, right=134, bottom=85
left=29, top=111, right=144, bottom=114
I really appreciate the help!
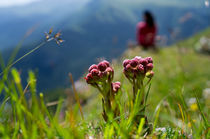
left=0, top=41, right=46, bottom=76
left=133, top=78, right=136, bottom=103
left=140, top=81, right=144, bottom=105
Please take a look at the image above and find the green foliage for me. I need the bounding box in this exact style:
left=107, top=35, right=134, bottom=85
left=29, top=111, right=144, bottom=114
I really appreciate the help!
left=0, top=28, right=209, bottom=138
left=81, top=29, right=210, bottom=138
left=0, top=68, right=86, bottom=138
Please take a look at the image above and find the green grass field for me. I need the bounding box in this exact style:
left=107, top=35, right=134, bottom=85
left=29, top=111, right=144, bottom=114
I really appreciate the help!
left=0, top=28, right=209, bottom=138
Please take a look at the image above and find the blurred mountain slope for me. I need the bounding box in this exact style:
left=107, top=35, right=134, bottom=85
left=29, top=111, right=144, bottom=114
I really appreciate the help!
left=1, top=0, right=210, bottom=91
left=80, top=27, right=210, bottom=120
left=0, top=0, right=205, bottom=48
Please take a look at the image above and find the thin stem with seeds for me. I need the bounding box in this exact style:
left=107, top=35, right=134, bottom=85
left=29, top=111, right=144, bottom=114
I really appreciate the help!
left=0, top=41, right=46, bottom=76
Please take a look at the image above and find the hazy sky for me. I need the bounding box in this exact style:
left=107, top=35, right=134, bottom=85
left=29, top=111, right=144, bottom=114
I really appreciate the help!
left=0, top=0, right=40, bottom=7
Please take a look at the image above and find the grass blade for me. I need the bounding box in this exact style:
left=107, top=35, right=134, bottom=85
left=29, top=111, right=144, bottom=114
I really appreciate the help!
left=195, top=94, right=209, bottom=128
left=69, top=73, right=84, bottom=120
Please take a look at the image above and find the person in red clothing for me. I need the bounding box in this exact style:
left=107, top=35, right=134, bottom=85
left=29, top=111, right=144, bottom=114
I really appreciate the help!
left=137, top=11, right=157, bottom=49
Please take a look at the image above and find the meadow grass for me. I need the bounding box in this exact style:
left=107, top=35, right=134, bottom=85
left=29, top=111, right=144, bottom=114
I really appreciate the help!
left=0, top=29, right=209, bottom=138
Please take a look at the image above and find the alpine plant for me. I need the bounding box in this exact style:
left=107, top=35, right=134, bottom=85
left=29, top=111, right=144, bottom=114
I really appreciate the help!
left=85, top=60, right=121, bottom=121
left=85, top=56, right=154, bottom=125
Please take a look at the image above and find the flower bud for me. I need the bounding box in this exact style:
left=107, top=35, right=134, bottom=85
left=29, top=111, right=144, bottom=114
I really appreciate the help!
left=125, top=64, right=132, bottom=72
left=123, top=59, right=130, bottom=67
left=137, top=64, right=144, bottom=73
left=146, top=71, right=154, bottom=78
left=106, top=67, right=114, bottom=75
left=134, top=56, right=142, bottom=60
left=140, top=58, right=148, bottom=66
left=130, top=59, right=138, bottom=68
left=88, top=64, right=98, bottom=72
left=85, top=73, right=93, bottom=84
left=112, top=82, right=121, bottom=93
left=134, top=56, right=141, bottom=63
left=146, top=63, right=153, bottom=71
left=115, top=81, right=121, bottom=86
left=146, top=57, right=153, bottom=63
left=91, top=69, right=100, bottom=77
left=98, top=62, right=107, bottom=71
left=114, top=84, right=121, bottom=90
left=102, top=60, right=110, bottom=67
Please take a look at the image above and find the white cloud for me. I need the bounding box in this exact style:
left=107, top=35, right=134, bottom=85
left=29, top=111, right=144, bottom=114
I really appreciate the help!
left=0, top=0, right=40, bottom=7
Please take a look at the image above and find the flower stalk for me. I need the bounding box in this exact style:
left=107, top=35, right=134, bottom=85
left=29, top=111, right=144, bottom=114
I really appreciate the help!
left=123, top=56, right=154, bottom=127
left=85, top=60, right=121, bottom=121
left=85, top=56, right=154, bottom=127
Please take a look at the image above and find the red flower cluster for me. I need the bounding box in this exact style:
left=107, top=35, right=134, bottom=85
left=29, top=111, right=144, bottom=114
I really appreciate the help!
left=123, top=56, right=154, bottom=79
left=85, top=56, right=154, bottom=122
left=85, top=60, right=121, bottom=121
left=85, top=60, right=114, bottom=85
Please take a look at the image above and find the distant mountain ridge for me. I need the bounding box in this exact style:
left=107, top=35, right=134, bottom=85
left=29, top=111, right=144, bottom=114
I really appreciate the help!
left=1, top=0, right=210, bottom=91
left=0, top=0, right=90, bottom=49
left=0, top=0, right=205, bottom=49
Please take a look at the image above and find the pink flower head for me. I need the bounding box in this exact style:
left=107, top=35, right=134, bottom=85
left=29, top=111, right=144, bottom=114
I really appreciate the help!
left=123, top=56, right=154, bottom=80
left=125, top=64, right=132, bottom=72
left=146, top=63, right=153, bottom=71
left=134, top=56, right=141, bottom=60
left=137, top=64, right=144, bottom=73
left=91, top=69, right=100, bottom=77
left=115, top=81, right=121, bottom=86
left=130, top=59, right=138, bottom=68
left=85, top=73, right=93, bottom=84
left=139, top=58, right=148, bottom=66
left=134, top=56, right=141, bottom=63
left=98, top=62, right=107, bottom=71
left=86, top=60, right=113, bottom=84
left=146, top=57, right=153, bottom=63
left=105, top=67, right=114, bottom=75
left=123, top=59, right=130, bottom=67
left=112, top=81, right=121, bottom=93
left=101, top=60, right=110, bottom=67
left=88, top=64, right=98, bottom=72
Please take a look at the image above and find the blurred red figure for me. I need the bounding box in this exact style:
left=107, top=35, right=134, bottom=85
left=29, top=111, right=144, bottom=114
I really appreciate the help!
left=137, top=11, right=157, bottom=49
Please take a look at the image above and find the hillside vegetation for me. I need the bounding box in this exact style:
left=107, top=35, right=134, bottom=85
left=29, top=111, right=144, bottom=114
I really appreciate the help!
left=77, top=28, right=210, bottom=137
left=0, top=28, right=209, bottom=138
left=82, top=28, right=210, bottom=111
left=3, top=0, right=210, bottom=91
